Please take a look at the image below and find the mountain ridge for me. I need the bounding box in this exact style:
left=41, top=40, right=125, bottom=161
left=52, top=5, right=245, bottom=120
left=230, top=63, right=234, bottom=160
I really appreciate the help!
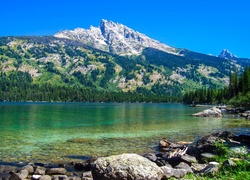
left=0, top=20, right=250, bottom=102
left=55, top=19, right=177, bottom=56
left=218, top=49, right=238, bottom=60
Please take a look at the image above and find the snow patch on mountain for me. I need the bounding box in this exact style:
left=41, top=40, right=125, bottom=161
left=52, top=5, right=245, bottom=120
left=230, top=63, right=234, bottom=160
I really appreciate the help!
left=55, top=19, right=177, bottom=55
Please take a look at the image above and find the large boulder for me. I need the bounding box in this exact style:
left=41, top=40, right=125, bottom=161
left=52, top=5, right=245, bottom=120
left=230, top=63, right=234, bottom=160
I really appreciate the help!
left=192, top=107, right=222, bottom=117
left=91, top=153, right=163, bottom=180
left=196, top=131, right=235, bottom=154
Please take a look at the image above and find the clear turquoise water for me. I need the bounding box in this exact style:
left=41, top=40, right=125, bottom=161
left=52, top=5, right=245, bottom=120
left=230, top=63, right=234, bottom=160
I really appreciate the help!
left=0, top=102, right=249, bottom=164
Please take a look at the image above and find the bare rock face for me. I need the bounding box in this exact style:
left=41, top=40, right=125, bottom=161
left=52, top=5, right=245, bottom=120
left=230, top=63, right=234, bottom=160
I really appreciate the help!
left=55, top=19, right=176, bottom=56
left=91, top=153, right=163, bottom=180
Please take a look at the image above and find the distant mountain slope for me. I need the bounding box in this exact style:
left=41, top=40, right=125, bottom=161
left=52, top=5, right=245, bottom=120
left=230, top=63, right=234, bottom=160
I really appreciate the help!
left=55, top=19, right=177, bottom=55
left=0, top=35, right=234, bottom=96
left=218, top=49, right=250, bottom=68
left=218, top=49, right=238, bottom=60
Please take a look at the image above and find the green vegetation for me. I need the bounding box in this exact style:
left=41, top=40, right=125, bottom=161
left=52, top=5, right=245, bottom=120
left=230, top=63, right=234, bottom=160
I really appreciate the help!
left=0, top=71, right=181, bottom=102
left=183, top=66, right=250, bottom=108
left=209, top=143, right=250, bottom=180
left=0, top=36, right=249, bottom=102
left=184, top=142, right=250, bottom=179
left=228, top=66, right=250, bottom=108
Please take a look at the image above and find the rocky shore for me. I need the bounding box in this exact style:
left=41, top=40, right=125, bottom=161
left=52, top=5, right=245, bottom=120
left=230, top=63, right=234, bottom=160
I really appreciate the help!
left=192, top=106, right=250, bottom=119
left=1, top=131, right=250, bottom=180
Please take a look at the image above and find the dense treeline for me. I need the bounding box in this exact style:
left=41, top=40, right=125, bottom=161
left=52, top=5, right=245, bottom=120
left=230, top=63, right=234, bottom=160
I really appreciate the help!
left=183, top=66, right=250, bottom=108
left=0, top=71, right=181, bottom=103
left=183, top=88, right=229, bottom=105
left=228, top=66, right=250, bottom=108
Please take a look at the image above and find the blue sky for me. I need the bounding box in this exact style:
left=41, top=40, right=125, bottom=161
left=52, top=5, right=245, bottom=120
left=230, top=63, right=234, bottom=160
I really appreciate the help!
left=1, top=0, right=250, bottom=58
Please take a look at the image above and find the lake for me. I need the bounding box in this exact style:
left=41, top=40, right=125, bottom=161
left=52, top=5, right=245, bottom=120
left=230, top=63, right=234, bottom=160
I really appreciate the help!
left=0, top=102, right=250, bottom=164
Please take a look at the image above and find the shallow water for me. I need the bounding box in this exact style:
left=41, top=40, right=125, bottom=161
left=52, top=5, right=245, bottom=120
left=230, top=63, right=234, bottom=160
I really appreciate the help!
left=0, top=102, right=249, bottom=164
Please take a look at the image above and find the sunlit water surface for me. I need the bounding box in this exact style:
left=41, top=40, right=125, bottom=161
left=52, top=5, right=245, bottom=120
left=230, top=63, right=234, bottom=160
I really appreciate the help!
left=0, top=102, right=249, bottom=164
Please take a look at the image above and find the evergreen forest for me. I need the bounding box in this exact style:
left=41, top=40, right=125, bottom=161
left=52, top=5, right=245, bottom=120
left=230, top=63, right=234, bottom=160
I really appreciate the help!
left=183, top=66, right=250, bottom=108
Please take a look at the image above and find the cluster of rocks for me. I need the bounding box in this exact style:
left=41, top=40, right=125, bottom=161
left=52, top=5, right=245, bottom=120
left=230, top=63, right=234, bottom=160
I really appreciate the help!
left=1, top=131, right=249, bottom=180
left=0, top=162, right=94, bottom=180
left=90, top=131, right=249, bottom=179
left=192, top=107, right=222, bottom=117
left=192, top=106, right=250, bottom=120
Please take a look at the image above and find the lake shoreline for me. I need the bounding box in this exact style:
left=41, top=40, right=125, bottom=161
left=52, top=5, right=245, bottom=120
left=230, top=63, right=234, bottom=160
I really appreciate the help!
left=1, top=130, right=249, bottom=179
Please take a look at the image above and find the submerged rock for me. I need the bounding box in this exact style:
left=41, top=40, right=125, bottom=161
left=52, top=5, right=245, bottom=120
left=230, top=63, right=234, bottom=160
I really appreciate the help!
left=91, top=153, right=163, bottom=180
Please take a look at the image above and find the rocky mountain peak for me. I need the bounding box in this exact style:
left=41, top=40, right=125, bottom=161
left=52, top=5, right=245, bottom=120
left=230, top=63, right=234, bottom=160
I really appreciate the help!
left=54, top=19, right=177, bottom=55
left=218, top=49, right=238, bottom=60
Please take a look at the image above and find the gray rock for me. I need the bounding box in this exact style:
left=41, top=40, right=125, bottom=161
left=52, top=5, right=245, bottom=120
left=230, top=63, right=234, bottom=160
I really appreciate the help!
left=161, top=166, right=187, bottom=179
left=52, top=175, right=68, bottom=180
left=175, top=162, right=193, bottom=174
left=68, top=176, right=82, bottom=180
left=196, top=131, right=234, bottom=153
left=143, top=153, right=157, bottom=162
left=34, top=166, right=46, bottom=175
left=46, top=168, right=67, bottom=175
left=201, top=153, right=216, bottom=159
left=241, top=113, right=248, bottom=118
left=40, top=175, right=52, bottom=180
left=20, top=164, right=34, bottom=174
left=82, top=178, right=93, bottom=180
left=181, top=154, right=197, bottom=164
left=199, top=162, right=219, bottom=175
left=9, top=172, right=20, bottom=180
left=91, top=153, right=163, bottom=180
left=192, top=107, right=222, bottom=117
left=81, top=171, right=92, bottom=179
left=17, top=169, right=29, bottom=179
left=191, top=163, right=207, bottom=173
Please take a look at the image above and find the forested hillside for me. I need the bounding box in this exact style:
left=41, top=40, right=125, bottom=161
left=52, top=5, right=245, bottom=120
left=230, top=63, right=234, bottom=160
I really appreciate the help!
left=183, top=66, right=250, bottom=108
left=0, top=36, right=248, bottom=102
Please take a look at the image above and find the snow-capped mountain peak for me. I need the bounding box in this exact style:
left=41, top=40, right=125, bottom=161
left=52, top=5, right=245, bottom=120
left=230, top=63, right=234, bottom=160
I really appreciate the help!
left=218, top=49, right=238, bottom=60
left=54, top=19, right=177, bottom=55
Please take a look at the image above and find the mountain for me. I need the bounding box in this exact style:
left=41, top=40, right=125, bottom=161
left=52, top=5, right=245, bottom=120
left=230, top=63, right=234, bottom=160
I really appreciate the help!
left=218, top=49, right=250, bottom=68
left=218, top=49, right=238, bottom=60
left=55, top=19, right=177, bottom=55
left=0, top=36, right=230, bottom=93
left=0, top=20, right=249, bottom=102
